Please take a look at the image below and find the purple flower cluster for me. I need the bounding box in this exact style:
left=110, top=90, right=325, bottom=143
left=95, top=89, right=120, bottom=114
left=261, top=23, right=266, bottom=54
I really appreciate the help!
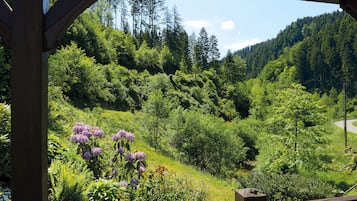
left=83, top=151, right=92, bottom=160
left=91, top=147, right=102, bottom=156
left=71, top=122, right=104, bottom=141
left=70, top=123, right=148, bottom=188
left=125, top=153, right=135, bottom=162
left=71, top=123, right=105, bottom=164
left=134, top=151, right=146, bottom=162
left=125, top=132, right=135, bottom=141
left=119, top=178, right=140, bottom=188
left=139, top=166, right=145, bottom=174
left=119, top=180, right=128, bottom=187
left=92, top=127, right=104, bottom=137
left=71, top=134, right=89, bottom=143
left=116, top=147, right=125, bottom=154
left=130, top=178, right=139, bottom=187
left=122, top=151, right=147, bottom=164
left=112, top=129, right=135, bottom=141
left=73, top=122, right=90, bottom=134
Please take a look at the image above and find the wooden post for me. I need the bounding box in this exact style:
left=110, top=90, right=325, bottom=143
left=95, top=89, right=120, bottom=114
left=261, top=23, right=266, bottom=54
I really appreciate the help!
left=235, top=188, right=267, bottom=201
left=0, top=0, right=98, bottom=200
left=10, top=0, right=48, bottom=200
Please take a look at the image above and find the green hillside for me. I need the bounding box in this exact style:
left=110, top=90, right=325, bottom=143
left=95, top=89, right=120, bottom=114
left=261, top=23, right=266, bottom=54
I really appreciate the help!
left=1, top=1, right=357, bottom=200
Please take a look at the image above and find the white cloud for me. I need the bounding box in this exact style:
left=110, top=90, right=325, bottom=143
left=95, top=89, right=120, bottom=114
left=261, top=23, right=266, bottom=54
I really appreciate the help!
left=184, top=20, right=210, bottom=29
left=224, top=38, right=263, bottom=52
left=221, top=20, right=235, bottom=30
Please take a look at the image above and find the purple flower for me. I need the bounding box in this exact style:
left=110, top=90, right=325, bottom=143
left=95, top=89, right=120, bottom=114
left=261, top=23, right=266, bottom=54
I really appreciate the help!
left=112, top=133, right=122, bottom=141
left=116, top=147, right=125, bottom=154
left=112, top=130, right=135, bottom=141
left=82, top=130, right=92, bottom=137
left=73, top=122, right=85, bottom=133
left=70, top=134, right=89, bottom=143
left=91, top=147, right=102, bottom=156
left=135, top=151, right=146, bottom=162
left=139, top=166, right=145, bottom=174
left=119, top=180, right=128, bottom=187
left=118, top=130, right=126, bottom=136
left=125, top=153, right=135, bottom=162
left=111, top=169, right=117, bottom=176
left=130, top=178, right=139, bottom=187
left=83, top=151, right=92, bottom=160
left=124, top=132, right=135, bottom=141
left=73, top=122, right=90, bottom=134
left=92, top=127, right=103, bottom=137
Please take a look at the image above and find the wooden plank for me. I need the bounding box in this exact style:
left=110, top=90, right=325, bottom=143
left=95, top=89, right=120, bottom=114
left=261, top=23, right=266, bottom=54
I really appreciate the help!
left=310, top=196, right=357, bottom=201
left=10, top=0, right=48, bottom=200
left=0, top=0, right=12, bottom=47
left=44, top=0, right=97, bottom=50
left=304, top=0, right=357, bottom=19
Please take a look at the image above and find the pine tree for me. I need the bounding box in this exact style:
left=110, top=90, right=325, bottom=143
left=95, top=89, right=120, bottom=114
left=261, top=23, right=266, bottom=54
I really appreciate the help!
left=222, top=50, right=246, bottom=84
left=194, top=28, right=209, bottom=70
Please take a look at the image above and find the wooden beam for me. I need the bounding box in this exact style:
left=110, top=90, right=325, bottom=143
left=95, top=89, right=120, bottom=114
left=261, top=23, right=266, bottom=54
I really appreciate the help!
left=341, top=0, right=357, bottom=19
left=304, top=0, right=357, bottom=19
left=311, top=196, right=357, bottom=201
left=44, top=0, right=97, bottom=50
left=11, top=0, right=48, bottom=200
left=0, top=0, right=12, bottom=47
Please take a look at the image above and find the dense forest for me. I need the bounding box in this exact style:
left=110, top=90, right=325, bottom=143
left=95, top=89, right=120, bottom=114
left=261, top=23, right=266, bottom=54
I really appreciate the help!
left=1, top=0, right=357, bottom=200
left=236, top=11, right=357, bottom=95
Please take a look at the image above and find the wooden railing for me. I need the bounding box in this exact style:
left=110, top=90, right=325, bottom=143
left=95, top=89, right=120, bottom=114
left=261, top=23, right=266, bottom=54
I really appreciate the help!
left=235, top=189, right=357, bottom=201
left=310, top=196, right=357, bottom=201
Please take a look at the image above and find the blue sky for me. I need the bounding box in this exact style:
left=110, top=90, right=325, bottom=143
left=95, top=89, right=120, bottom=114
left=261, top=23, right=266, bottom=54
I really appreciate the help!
left=166, top=0, right=340, bottom=56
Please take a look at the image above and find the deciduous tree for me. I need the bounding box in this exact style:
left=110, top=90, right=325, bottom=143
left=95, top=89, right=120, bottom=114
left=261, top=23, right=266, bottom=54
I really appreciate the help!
left=263, top=84, right=327, bottom=172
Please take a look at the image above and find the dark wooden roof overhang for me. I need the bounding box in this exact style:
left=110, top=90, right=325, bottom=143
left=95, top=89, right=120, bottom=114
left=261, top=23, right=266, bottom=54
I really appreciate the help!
left=305, top=0, right=357, bottom=19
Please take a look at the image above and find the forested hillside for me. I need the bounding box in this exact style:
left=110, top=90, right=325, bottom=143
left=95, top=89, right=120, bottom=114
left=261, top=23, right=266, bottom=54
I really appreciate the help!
left=1, top=1, right=357, bottom=200
left=236, top=11, right=357, bottom=95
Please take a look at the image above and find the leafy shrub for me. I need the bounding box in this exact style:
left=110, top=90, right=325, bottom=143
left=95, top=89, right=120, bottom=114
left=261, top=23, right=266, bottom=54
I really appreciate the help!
left=48, top=134, right=68, bottom=165
left=87, top=179, right=121, bottom=201
left=48, top=160, right=93, bottom=201
left=0, top=103, right=10, bottom=186
left=136, top=166, right=207, bottom=201
left=49, top=43, right=115, bottom=106
left=0, top=103, right=10, bottom=136
left=135, top=41, right=160, bottom=73
left=239, top=173, right=336, bottom=201
left=229, top=118, right=260, bottom=161
left=0, top=135, right=10, bottom=187
left=171, top=110, right=248, bottom=176
left=142, top=89, right=171, bottom=148
left=48, top=86, right=72, bottom=132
